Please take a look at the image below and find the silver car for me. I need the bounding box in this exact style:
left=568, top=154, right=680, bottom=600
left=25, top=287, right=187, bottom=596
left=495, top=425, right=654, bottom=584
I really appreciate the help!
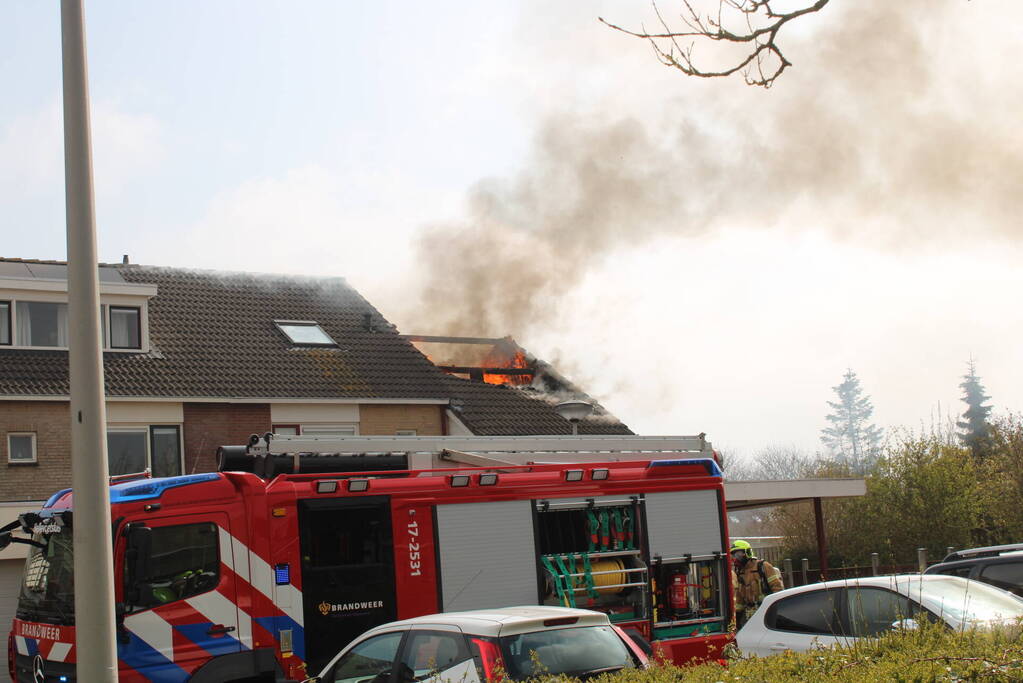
left=735, top=574, right=1023, bottom=657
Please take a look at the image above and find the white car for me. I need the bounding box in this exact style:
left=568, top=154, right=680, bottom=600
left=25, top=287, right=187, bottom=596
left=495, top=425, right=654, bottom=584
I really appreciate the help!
left=305, top=605, right=650, bottom=683
left=736, top=574, right=1023, bottom=657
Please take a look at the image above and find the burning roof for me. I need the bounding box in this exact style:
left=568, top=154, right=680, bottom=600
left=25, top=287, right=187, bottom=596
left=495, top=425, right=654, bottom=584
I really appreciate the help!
left=402, top=334, right=629, bottom=433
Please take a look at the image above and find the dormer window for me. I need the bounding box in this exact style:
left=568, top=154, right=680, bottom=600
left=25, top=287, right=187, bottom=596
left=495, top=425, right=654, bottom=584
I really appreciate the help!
left=17, top=301, right=68, bottom=347
left=0, top=301, right=9, bottom=345
left=0, top=263, right=155, bottom=352
left=275, top=320, right=336, bottom=346
left=109, top=306, right=141, bottom=349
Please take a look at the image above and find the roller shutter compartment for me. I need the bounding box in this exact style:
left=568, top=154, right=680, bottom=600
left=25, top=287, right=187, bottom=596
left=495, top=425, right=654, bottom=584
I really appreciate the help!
left=644, top=490, right=724, bottom=558
left=436, top=501, right=537, bottom=611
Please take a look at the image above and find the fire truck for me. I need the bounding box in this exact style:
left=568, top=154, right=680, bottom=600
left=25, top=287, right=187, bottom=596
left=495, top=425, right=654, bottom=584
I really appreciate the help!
left=6, top=435, right=733, bottom=682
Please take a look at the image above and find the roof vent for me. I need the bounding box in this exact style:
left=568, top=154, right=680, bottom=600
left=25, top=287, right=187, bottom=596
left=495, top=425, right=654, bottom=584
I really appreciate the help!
left=122, top=254, right=130, bottom=264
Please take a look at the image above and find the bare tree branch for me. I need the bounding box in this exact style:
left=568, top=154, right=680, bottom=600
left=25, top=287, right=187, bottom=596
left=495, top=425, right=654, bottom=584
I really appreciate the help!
left=600, top=0, right=831, bottom=87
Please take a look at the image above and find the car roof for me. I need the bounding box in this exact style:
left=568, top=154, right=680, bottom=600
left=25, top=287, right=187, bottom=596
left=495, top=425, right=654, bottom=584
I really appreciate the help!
left=941, top=543, right=1023, bottom=562
left=761, top=573, right=972, bottom=600
left=362, top=606, right=610, bottom=639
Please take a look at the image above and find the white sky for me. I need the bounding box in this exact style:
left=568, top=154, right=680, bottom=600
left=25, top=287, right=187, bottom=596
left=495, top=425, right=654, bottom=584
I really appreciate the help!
left=3, top=1, right=1022, bottom=460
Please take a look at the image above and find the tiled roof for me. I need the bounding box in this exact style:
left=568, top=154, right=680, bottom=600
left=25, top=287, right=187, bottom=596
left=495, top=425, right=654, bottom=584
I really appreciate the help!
left=1, top=262, right=450, bottom=400
left=0, top=259, right=632, bottom=434
left=444, top=378, right=632, bottom=436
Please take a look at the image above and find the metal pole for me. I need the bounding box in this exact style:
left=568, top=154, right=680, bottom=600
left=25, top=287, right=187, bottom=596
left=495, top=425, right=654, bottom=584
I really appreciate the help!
left=783, top=558, right=793, bottom=587
left=813, top=497, right=828, bottom=581
left=801, top=558, right=809, bottom=585
left=870, top=552, right=880, bottom=576
left=61, top=1, right=118, bottom=680
left=917, top=548, right=927, bottom=573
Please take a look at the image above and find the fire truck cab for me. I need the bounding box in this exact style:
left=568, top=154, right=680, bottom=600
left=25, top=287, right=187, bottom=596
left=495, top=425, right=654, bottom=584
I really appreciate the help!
left=6, top=435, right=733, bottom=682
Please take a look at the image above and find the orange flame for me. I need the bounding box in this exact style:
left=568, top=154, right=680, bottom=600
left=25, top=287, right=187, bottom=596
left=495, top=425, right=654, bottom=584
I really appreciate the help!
left=483, top=349, right=532, bottom=386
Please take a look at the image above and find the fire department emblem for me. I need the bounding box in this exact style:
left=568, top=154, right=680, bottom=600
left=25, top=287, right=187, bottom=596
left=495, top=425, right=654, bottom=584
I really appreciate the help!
left=32, top=655, right=45, bottom=683
left=318, top=601, right=331, bottom=616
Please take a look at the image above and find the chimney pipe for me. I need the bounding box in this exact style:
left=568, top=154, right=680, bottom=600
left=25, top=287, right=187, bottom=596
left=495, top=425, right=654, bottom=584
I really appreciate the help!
left=121, top=254, right=129, bottom=264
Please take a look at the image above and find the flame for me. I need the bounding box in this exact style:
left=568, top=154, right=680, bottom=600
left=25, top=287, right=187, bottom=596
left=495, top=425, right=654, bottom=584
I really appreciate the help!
left=483, top=348, right=532, bottom=386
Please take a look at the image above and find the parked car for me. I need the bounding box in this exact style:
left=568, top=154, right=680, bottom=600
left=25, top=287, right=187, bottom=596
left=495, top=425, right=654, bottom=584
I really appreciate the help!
left=735, top=574, right=1023, bottom=657
left=925, top=543, right=1023, bottom=597
left=304, top=606, right=650, bottom=683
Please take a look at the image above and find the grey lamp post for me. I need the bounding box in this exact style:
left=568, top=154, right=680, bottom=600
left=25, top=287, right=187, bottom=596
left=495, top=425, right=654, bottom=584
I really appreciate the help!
left=62, top=0, right=118, bottom=679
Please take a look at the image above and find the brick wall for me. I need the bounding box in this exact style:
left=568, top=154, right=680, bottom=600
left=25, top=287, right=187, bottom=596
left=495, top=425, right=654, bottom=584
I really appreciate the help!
left=183, top=403, right=271, bottom=474
left=359, top=404, right=444, bottom=435
left=0, top=401, right=71, bottom=502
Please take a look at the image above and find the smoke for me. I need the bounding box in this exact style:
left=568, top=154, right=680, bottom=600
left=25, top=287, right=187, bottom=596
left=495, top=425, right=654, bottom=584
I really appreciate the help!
left=400, top=0, right=1023, bottom=338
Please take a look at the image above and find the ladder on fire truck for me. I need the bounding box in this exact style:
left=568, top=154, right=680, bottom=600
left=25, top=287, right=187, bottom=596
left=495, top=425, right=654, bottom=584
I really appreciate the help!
left=225, top=433, right=717, bottom=474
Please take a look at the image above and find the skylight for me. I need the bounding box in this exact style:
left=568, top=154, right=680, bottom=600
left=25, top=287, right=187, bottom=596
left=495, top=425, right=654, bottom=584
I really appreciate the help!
left=275, top=321, right=336, bottom=346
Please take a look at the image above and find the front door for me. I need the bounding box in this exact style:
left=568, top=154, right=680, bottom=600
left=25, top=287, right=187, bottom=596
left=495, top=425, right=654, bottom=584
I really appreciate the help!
left=299, top=496, right=397, bottom=674
left=120, top=513, right=241, bottom=679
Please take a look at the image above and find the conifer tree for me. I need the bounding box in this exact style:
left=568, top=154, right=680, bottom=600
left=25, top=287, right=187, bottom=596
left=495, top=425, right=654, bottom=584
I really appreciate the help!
left=821, top=369, right=883, bottom=472
left=957, top=359, right=993, bottom=457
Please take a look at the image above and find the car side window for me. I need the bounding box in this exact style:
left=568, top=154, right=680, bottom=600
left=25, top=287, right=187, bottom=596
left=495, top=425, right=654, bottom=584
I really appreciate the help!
left=768, top=589, right=841, bottom=635
left=845, top=588, right=916, bottom=637
left=936, top=566, right=973, bottom=579
left=979, top=561, right=1023, bottom=597
left=329, top=632, right=404, bottom=683
left=398, top=631, right=472, bottom=682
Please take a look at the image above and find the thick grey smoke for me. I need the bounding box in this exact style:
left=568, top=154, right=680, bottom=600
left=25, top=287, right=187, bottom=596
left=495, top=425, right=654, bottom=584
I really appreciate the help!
left=402, top=0, right=1022, bottom=338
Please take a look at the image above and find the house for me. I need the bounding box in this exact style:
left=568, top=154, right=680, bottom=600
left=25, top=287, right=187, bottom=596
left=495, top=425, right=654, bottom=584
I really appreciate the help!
left=0, top=257, right=631, bottom=627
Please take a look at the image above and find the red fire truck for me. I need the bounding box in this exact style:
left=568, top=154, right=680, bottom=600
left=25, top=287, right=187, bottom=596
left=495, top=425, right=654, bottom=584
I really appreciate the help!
left=6, top=435, right=733, bottom=682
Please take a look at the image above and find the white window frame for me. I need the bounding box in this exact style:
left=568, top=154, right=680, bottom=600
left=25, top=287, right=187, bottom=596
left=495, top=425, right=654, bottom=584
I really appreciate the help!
left=0, top=300, right=10, bottom=346
left=7, top=432, right=38, bottom=464
left=1, top=294, right=149, bottom=353
left=106, top=424, right=184, bottom=477
left=299, top=423, right=360, bottom=436
left=273, top=320, right=337, bottom=346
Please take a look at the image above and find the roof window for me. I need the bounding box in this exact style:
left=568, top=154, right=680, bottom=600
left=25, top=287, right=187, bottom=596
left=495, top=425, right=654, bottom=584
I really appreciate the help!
left=275, top=320, right=336, bottom=346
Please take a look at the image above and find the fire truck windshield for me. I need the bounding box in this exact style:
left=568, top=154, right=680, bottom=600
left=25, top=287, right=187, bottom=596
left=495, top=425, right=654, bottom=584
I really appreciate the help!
left=16, top=526, right=75, bottom=625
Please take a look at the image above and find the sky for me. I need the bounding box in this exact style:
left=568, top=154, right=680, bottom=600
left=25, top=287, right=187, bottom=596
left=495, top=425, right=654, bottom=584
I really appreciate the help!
left=3, top=0, right=1022, bottom=461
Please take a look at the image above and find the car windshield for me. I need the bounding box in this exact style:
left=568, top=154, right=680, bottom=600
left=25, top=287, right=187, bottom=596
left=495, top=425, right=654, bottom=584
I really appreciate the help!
left=17, top=525, right=76, bottom=625
left=499, top=625, right=633, bottom=680
left=902, top=576, right=1023, bottom=625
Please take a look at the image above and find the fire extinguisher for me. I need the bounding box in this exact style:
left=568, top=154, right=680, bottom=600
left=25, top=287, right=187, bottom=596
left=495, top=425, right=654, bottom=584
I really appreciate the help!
left=669, top=573, right=689, bottom=611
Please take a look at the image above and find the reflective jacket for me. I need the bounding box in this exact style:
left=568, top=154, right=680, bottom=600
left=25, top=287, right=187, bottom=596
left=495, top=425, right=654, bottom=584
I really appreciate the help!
left=732, top=558, right=784, bottom=610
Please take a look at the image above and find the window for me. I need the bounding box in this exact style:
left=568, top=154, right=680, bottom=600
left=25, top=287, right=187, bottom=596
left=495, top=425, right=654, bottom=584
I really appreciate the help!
left=845, top=588, right=916, bottom=637
left=328, top=632, right=403, bottom=683
left=108, top=429, right=148, bottom=475
left=275, top=320, right=336, bottom=346
left=127, top=523, right=219, bottom=611
left=109, top=306, right=141, bottom=349
left=150, top=426, right=183, bottom=479
left=400, top=631, right=472, bottom=680
left=7, top=432, right=37, bottom=464
left=499, top=626, right=634, bottom=679
left=396, top=429, right=417, bottom=436
left=0, top=301, right=9, bottom=345
left=302, top=424, right=358, bottom=436
left=979, top=561, right=1023, bottom=597
left=936, top=566, right=974, bottom=579
left=108, top=426, right=182, bottom=478
left=16, top=301, right=68, bottom=347
left=769, top=589, right=841, bottom=635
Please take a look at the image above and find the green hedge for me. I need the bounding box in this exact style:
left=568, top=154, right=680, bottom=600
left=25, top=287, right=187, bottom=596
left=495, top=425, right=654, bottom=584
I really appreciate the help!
left=525, top=624, right=1023, bottom=682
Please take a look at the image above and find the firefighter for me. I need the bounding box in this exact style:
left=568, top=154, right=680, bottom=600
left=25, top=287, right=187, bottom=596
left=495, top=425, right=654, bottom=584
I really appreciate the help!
left=730, top=539, right=784, bottom=629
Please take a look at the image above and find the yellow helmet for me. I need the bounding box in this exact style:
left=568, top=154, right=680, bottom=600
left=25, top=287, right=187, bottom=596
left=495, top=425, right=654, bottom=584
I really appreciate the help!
left=730, top=539, right=755, bottom=556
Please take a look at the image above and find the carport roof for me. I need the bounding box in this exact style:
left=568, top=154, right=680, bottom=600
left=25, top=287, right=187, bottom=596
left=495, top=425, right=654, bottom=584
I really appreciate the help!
left=724, top=477, right=866, bottom=511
